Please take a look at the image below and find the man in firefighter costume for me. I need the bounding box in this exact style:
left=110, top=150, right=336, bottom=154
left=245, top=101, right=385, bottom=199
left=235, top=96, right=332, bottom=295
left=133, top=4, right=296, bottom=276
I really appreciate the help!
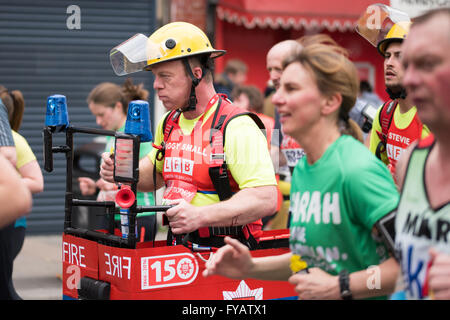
left=357, top=5, right=430, bottom=180
left=101, top=22, right=278, bottom=249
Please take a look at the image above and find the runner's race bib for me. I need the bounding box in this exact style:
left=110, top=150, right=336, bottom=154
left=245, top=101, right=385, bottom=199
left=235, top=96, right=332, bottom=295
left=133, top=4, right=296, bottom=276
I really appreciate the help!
left=162, top=180, right=197, bottom=205
left=280, top=135, right=305, bottom=168
left=282, top=148, right=306, bottom=168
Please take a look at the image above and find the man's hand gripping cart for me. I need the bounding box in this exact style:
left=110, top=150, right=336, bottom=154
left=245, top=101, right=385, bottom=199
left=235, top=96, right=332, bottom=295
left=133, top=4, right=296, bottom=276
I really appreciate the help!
left=43, top=94, right=295, bottom=300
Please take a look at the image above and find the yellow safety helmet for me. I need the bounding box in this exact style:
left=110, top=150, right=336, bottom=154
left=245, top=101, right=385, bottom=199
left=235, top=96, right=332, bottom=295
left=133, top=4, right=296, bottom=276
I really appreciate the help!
left=144, top=21, right=225, bottom=69
left=110, top=22, right=226, bottom=111
left=110, top=22, right=225, bottom=76
left=377, top=21, right=411, bottom=56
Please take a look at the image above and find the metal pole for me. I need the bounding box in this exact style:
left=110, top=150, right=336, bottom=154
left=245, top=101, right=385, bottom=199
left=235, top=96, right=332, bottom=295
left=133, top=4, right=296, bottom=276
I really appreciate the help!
left=64, top=127, right=74, bottom=230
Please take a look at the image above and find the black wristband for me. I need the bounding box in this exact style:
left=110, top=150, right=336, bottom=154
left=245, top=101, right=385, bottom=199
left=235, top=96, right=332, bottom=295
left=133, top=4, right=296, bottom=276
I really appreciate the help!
left=339, top=269, right=353, bottom=300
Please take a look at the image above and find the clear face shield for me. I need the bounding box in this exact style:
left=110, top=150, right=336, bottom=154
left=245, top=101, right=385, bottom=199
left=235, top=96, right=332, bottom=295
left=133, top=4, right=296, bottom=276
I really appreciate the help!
left=355, top=4, right=410, bottom=47
left=109, top=33, right=169, bottom=76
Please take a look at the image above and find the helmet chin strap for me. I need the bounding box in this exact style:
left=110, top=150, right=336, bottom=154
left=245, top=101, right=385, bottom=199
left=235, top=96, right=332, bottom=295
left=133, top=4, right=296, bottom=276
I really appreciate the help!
left=179, top=58, right=205, bottom=112
left=386, top=86, right=407, bottom=100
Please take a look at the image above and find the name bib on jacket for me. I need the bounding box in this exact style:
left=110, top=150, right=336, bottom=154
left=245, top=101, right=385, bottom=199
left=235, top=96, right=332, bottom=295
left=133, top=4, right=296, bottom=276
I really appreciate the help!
left=162, top=179, right=197, bottom=204
left=386, top=112, right=423, bottom=170
left=161, top=94, right=239, bottom=204
left=280, top=134, right=305, bottom=168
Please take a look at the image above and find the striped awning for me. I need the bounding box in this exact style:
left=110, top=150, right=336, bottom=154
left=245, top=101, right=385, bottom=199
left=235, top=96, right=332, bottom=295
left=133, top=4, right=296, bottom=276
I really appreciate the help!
left=217, top=0, right=390, bottom=32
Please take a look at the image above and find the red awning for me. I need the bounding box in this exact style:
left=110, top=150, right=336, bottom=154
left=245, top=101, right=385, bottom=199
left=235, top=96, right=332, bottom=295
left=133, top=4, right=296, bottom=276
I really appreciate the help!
left=217, top=0, right=390, bottom=32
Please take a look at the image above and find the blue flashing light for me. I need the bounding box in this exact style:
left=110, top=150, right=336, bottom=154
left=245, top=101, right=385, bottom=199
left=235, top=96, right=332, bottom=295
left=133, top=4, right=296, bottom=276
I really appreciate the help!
left=125, top=100, right=153, bottom=142
left=45, top=94, right=69, bottom=130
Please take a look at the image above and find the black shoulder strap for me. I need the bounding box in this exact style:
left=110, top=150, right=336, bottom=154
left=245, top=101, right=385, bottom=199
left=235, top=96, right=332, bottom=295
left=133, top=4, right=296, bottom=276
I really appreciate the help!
left=163, top=109, right=182, bottom=142
left=223, top=112, right=266, bottom=141
left=208, top=98, right=266, bottom=201
left=208, top=96, right=233, bottom=201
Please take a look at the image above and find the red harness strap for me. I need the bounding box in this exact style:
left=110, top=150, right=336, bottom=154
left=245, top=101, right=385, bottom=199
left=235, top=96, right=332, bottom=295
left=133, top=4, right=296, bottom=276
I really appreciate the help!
left=158, top=94, right=266, bottom=249
left=375, top=99, right=397, bottom=160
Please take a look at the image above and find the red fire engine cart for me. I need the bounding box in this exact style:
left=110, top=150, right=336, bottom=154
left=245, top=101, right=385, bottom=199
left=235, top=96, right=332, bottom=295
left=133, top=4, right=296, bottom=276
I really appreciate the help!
left=43, top=95, right=296, bottom=300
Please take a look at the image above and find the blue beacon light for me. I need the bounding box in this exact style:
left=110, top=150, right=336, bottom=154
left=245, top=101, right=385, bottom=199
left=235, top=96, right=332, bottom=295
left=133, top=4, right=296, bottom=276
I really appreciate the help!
left=45, top=94, right=70, bottom=130
left=124, top=100, right=153, bottom=142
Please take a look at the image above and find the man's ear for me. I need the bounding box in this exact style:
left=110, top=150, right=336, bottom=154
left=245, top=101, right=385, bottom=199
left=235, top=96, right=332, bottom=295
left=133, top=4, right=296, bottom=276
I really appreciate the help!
left=191, top=66, right=203, bottom=81
left=321, top=92, right=342, bottom=116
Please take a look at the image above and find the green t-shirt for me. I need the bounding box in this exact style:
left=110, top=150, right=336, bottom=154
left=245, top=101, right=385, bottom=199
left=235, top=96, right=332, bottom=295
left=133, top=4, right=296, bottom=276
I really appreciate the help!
left=105, top=125, right=155, bottom=217
left=289, top=135, right=399, bottom=283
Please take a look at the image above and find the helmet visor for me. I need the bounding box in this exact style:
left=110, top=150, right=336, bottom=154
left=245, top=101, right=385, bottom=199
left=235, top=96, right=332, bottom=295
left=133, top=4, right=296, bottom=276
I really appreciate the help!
left=356, top=4, right=410, bottom=47
left=110, top=32, right=227, bottom=75
left=109, top=33, right=163, bottom=76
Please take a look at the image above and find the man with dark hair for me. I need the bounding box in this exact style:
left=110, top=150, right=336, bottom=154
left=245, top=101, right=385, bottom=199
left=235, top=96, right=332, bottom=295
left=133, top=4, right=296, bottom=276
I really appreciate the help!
left=365, top=17, right=431, bottom=179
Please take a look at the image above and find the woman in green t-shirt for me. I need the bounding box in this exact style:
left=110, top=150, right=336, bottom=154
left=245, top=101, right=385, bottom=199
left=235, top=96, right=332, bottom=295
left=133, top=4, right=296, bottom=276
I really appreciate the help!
left=78, top=79, right=156, bottom=242
left=203, top=39, right=400, bottom=300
